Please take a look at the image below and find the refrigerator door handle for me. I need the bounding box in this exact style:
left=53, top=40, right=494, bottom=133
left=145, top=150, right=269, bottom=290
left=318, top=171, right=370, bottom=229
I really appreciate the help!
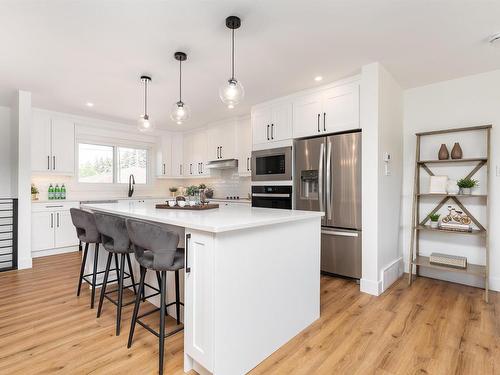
left=321, top=229, right=359, bottom=237
left=326, top=140, right=332, bottom=221
left=318, top=142, right=325, bottom=217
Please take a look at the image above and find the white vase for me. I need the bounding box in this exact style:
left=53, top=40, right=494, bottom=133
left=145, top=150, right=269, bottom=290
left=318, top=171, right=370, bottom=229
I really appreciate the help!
left=446, top=179, right=459, bottom=195
left=430, top=221, right=438, bottom=229
left=461, top=187, right=471, bottom=195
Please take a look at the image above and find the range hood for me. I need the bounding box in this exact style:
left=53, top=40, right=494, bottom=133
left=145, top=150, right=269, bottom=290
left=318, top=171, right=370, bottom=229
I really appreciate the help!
left=206, top=159, right=238, bottom=170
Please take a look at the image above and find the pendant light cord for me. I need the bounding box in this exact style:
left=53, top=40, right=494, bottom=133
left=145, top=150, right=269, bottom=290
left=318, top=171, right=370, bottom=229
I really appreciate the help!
left=144, top=78, right=148, bottom=116
left=231, top=28, right=235, bottom=80
left=179, top=59, right=182, bottom=103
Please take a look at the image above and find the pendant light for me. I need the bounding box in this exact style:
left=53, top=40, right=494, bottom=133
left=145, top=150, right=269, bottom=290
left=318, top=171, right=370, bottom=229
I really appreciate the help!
left=219, top=16, right=244, bottom=109
left=170, top=52, right=190, bottom=125
left=137, top=75, right=154, bottom=132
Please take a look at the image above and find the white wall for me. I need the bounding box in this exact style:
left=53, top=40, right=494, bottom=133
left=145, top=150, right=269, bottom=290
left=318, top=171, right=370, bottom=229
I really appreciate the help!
left=0, top=106, right=12, bottom=197
left=360, top=63, right=404, bottom=295
left=402, top=69, right=500, bottom=291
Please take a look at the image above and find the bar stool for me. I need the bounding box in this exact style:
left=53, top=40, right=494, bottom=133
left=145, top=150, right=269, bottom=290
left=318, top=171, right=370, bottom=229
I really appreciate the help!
left=125, top=219, right=185, bottom=375
left=70, top=208, right=104, bottom=309
left=94, top=212, right=138, bottom=336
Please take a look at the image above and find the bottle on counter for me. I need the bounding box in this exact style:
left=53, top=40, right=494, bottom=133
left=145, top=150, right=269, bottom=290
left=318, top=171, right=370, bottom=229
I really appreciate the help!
left=48, top=184, right=54, bottom=200
left=54, top=184, right=60, bottom=200
left=61, top=184, right=66, bottom=200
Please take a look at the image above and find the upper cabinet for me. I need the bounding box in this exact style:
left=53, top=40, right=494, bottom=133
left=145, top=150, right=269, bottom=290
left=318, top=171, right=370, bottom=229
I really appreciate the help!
left=251, top=102, right=292, bottom=146
left=236, top=116, right=252, bottom=176
left=206, top=119, right=237, bottom=161
left=171, top=133, right=184, bottom=177
left=32, top=111, right=75, bottom=175
left=293, top=81, right=359, bottom=138
left=183, top=129, right=208, bottom=177
left=156, top=134, right=172, bottom=177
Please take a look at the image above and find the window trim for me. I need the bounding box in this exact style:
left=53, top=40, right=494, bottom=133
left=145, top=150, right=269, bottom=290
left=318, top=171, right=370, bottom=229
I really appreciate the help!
left=76, top=140, right=151, bottom=185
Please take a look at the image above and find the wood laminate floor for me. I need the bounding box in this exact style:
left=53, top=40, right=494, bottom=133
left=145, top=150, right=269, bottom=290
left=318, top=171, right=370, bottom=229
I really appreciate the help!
left=0, top=252, right=498, bottom=375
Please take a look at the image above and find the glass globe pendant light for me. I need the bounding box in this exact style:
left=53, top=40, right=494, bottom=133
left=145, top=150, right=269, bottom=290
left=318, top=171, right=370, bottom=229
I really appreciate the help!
left=170, top=52, right=190, bottom=125
left=137, top=75, right=155, bottom=132
left=219, top=16, right=244, bottom=109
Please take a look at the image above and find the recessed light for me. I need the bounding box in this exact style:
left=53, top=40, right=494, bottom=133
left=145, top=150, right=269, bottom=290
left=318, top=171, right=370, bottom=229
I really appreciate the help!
left=86, top=102, right=94, bottom=107
left=489, top=32, right=500, bottom=46
left=314, top=76, right=323, bottom=82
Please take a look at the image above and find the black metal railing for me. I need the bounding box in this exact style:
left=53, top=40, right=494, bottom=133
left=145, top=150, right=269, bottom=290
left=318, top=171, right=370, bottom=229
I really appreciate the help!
left=0, top=198, right=17, bottom=271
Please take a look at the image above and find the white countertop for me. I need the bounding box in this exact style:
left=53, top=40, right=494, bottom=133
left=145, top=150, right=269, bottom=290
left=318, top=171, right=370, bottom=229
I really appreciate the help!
left=82, top=201, right=323, bottom=233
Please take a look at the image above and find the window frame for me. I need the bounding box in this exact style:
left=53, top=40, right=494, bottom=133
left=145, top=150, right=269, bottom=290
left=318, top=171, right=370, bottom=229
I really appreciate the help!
left=76, top=140, right=151, bottom=185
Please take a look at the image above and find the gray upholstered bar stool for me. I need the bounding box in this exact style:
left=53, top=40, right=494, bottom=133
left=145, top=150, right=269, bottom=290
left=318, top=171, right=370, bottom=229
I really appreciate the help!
left=70, top=208, right=103, bottom=309
left=94, top=212, right=138, bottom=336
left=126, top=218, right=184, bottom=375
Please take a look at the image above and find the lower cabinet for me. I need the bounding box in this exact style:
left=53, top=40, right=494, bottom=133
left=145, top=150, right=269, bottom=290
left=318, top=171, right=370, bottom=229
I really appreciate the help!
left=31, top=202, right=80, bottom=255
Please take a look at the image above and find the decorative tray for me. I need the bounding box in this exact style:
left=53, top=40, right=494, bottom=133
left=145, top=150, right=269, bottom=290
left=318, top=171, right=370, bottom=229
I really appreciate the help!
left=155, top=203, right=219, bottom=210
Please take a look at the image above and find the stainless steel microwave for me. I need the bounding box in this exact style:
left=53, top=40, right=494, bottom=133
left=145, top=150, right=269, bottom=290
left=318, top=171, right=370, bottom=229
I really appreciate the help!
left=251, top=146, right=292, bottom=181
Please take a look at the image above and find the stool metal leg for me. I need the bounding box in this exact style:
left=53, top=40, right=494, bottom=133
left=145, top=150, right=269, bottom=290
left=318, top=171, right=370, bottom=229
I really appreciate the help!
left=97, top=252, right=113, bottom=318
left=159, top=270, right=167, bottom=375
left=77, top=243, right=89, bottom=296
left=128, top=266, right=146, bottom=349
left=79, top=240, right=82, bottom=252
left=125, top=253, right=137, bottom=295
left=175, top=270, right=181, bottom=325
left=114, top=253, right=120, bottom=282
left=90, top=243, right=99, bottom=309
left=116, top=253, right=126, bottom=336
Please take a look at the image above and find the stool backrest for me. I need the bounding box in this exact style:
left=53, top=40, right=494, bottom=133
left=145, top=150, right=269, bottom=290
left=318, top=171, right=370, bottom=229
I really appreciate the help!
left=70, top=208, right=100, bottom=243
left=94, top=212, right=130, bottom=253
left=125, top=219, right=180, bottom=269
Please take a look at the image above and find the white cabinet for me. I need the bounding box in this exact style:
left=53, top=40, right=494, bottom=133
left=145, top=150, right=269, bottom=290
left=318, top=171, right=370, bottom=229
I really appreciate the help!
left=32, top=111, right=75, bottom=174
left=156, top=134, right=172, bottom=177
left=206, top=120, right=237, bottom=161
left=293, top=81, right=359, bottom=138
left=237, top=116, right=252, bottom=176
left=171, top=133, right=184, bottom=177
left=31, top=202, right=80, bottom=255
left=251, top=102, right=292, bottom=146
left=184, top=129, right=208, bottom=177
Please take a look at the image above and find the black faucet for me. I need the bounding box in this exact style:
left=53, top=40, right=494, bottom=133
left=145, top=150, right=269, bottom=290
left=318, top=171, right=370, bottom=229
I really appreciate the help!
left=128, top=174, right=135, bottom=197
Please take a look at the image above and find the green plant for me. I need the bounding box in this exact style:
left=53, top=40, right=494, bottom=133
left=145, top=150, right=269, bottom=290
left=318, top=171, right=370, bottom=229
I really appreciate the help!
left=31, top=184, right=39, bottom=194
left=457, top=178, right=479, bottom=189
left=198, top=183, right=207, bottom=190
left=186, top=185, right=199, bottom=196
left=429, top=213, right=440, bottom=222
left=169, top=187, right=178, bottom=193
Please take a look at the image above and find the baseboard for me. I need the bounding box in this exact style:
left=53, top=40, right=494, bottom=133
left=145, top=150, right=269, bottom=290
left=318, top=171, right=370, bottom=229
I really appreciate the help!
left=381, top=257, right=403, bottom=293
left=32, top=245, right=79, bottom=258
left=17, top=257, right=33, bottom=270
left=360, top=278, right=382, bottom=296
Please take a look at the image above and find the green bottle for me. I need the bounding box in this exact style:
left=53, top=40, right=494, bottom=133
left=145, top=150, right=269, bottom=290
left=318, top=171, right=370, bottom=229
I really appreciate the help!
left=48, top=184, right=54, bottom=200
left=61, top=184, right=66, bottom=200
left=54, top=184, right=60, bottom=200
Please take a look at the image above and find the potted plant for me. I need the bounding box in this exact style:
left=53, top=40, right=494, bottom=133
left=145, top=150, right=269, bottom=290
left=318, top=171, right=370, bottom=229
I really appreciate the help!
left=31, top=184, right=39, bottom=201
left=185, top=185, right=199, bottom=197
left=198, top=183, right=207, bottom=190
left=457, top=178, right=479, bottom=195
left=429, top=213, right=440, bottom=229
left=169, top=186, right=178, bottom=197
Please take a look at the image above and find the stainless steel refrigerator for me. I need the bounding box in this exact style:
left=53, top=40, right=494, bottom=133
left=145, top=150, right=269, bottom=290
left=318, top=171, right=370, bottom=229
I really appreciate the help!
left=294, top=131, right=361, bottom=278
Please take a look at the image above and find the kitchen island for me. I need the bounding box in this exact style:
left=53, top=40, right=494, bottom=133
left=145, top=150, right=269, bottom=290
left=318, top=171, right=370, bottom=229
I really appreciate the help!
left=82, top=201, right=323, bottom=375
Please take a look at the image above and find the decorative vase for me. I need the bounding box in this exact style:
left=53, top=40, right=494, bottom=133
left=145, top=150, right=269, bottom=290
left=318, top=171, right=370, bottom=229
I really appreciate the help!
left=430, top=221, right=438, bottom=229
left=438, top=144, right=449, bottom=160
left=461, top=187, right=471, bottom=195
left=31, top=193, right=38, bottom=201
left=451, top=142, right=463, bottom=159
left=446, top=179, right=460, bottom=195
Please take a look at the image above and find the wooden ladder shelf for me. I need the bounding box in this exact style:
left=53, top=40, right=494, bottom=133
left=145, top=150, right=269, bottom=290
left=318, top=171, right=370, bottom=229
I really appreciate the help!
left=407, top=124, right=491, bottom=302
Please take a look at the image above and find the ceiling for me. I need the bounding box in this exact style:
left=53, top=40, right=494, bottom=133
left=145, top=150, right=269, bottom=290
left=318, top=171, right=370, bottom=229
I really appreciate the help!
left=1, top=0, right=499, bottom=130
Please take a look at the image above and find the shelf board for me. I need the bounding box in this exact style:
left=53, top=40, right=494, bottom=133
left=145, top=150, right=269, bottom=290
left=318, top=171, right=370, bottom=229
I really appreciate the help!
left=416, top=225, right=485, bottom=236
left=412, top=255, right=486, bottom=277
left=417, top=193, right=487, bottom=198
left=417, top=158, right=487, bottom=165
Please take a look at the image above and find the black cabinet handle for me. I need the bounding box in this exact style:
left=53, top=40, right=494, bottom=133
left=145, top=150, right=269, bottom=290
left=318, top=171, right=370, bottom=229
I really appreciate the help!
left=163, top=163, right=166, bottom=175
left=246, top=157, right=249, bottom=171
left=57, top=212, right=60, bottom=227
left=190, top=163, right=192, bottom=174
left=267, top=124, right=270, bottom=140
left=217, top=146, right=220, bottom=159
left=53, top=156, right=56, bottom=170
left=50, top=213, right=53, bottom=228
left=47, top=156, right=50, bottom=170
left=323, top=112, right=326, bottom=132
left=271, top=124, right=274, bottom=140
left=220, top=146, right=222, bottom=159
left=180, top=164, right=182, bottom=175
left=200, top=162, right=203, bottom=174
left=185, top=233, right=191, bottom=273
left=317, top=114, right=320, bottom=132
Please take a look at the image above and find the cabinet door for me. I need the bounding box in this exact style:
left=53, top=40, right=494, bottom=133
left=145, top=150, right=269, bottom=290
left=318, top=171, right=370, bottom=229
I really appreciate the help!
left=192, top=129, right=207, bottom=175
left=171, top=133, right=184, bottom=177
left=54, top=210, right=78, bottom=248
left=183, top=133, right=194, bottom=176
left=251, top=107, right=271, bottom=145
left=51, top=117, right=75, bottom=174
left=292, top=93, right=323, bottom=138
left=206, top=126, right=221, bottom=161
left=218, top=121, right=236, bottom=160
left=31, top=211, right=54, bottom=251
left=237, top=117, right=252, bottom=176
left=271, top=103, right=292, bottom=141
left=184, top=231, right=214, bottom=371
left=322, top=82, right=360, bottom=133
left=156, top=135, right=172, bottom=176
left=31, top=111, right=52, bottom=172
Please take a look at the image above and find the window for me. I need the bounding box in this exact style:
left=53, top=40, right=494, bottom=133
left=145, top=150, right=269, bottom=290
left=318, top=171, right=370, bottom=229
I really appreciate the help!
left=78, top=142, right=149, bottom=184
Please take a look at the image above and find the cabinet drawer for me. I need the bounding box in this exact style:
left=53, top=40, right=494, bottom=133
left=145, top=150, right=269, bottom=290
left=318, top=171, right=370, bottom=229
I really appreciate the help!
left=32, top=201, right=80, bottom=213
